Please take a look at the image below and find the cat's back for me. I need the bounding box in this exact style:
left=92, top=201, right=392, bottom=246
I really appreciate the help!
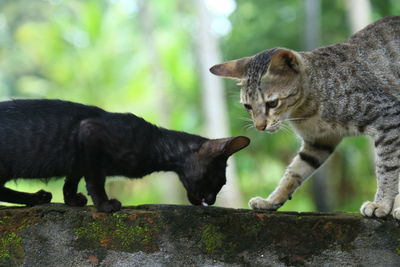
left=0, top=99, right=104, bottom=120
left=346, top=16, right=400, bottom=63
left=349, top=16, right=400, bottom=95
left=0, top=99, right=107, bottom=148
left=304, top=16, right=400, bottom=99
left=348, top=16, right=400, bottom=44
left=309, top=16, right=400, bottom=61
left=0, top=99, right=108, bottom=177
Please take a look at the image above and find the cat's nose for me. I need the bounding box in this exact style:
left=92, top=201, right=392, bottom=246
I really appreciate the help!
left=256, top=124, right=266, bottom=131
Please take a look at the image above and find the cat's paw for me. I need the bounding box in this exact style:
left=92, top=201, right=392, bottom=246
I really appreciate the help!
left=392, top=208, right=400, bottom=220
left=360, top=201, right=391, bottom=218
left=96, top=199, right=122, bottom=213
left=65, top=193, right=88, bottom=207
left=248, top=196, right=282, bottom=210
left=28, top=190, right=52, bottom=206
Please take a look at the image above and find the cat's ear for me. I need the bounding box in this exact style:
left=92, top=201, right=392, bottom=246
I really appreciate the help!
left=222, top=136, right=251, bottom=157
left=209, top=57, right=252, bottom=79
left=269, top=49, right=300, bottom=74
left=200, top=136, right=250, bottom=158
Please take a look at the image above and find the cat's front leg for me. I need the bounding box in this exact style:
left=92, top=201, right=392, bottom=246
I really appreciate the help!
left=84, top=173, right=121, bottom=213
left=360, top=135, right=399, bottom=218
left=249, top=139, right=339, bottom=210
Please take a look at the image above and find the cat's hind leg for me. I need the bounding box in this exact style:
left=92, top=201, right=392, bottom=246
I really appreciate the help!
left=79, top=119, right=121, bottom=213
left=0, top=186, right=52, bottom=206
left=361, top=134, right=400, bottom=218
left=63, top=175, right=87, bottom=207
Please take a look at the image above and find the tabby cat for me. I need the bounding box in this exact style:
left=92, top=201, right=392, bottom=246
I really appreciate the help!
left=0, top=99, right=249, bottom=212
left=210, top=16, right=400, bottom=219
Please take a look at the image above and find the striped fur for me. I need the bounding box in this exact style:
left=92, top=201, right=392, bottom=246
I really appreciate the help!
left=211, top=16, right=400, bottom=219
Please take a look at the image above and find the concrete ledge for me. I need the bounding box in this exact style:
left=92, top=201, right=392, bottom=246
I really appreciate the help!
left=0, top=204, right=399, bottom=266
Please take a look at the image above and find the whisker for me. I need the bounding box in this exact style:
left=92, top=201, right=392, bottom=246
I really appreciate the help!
left=227, top=91, right=240, bottom=99
left=228, top=94, right=240, bottom=99
left=280, top=123, right=295, bottom=135
left=282, top=122, right=293, bottom=130
left=244, top=123, right=254, bottom=131
left=284, top=117, right=308, bottom=122
left=233, top=102, right=245, bottom=108
left=279, top=125, right=291, bottom=135
left=237, top=117, right=253, bottom=122
left=241, top=122, right=252, bottom=131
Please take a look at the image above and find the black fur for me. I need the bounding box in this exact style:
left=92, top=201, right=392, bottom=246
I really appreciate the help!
left=0, top=99, right=250, bottom=212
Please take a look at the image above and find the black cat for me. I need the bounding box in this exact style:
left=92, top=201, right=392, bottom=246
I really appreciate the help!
left=0, top=99, right=250, bottom=212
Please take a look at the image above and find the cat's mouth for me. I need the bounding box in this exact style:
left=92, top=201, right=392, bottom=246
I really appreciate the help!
left=201, top=199, right=209, bottom=206
left=187, top=193, right=215, bottom=206
left=265, top=123, right=281, bottom=133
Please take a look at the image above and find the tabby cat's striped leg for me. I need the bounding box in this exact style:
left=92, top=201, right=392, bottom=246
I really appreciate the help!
left=361, top=133, right=400, bottom=218
left=249, top=139, right=340, bottom=210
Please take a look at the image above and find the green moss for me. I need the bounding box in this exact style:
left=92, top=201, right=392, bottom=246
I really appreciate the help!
left=201, top=224, right=225, bottom=253
left=247, top=215, right=264, bottom=235
left=74, top=211, right=161, bottom=253
left=0, top=232, right=22, bottom=261
left=0, top=213, right=37, bottom=266
left=396, top=247, right=400, bottom=255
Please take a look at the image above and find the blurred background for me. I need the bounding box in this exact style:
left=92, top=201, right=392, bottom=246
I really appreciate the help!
left=0, top=0, right=399, bottom=212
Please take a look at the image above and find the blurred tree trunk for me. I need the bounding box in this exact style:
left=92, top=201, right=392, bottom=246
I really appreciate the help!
left=194, top=0, right=243, bottom=208
left=137, top=0, right=182, bottom=203
left=304, top=0, right=321, bottom=51
left=304, top=0, right=332, bottom=212
left=345, top=0, right=372, bottom=33
left=107, top=0, right=182, bottom=204
left=137, top=0, right=172, bottom=126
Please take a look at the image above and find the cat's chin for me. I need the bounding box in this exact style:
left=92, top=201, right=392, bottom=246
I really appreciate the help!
left=187, top=194, right=202, bottom=206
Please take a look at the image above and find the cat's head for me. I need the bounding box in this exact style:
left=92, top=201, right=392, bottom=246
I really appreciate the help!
left=210, top=48, right=305, bottom=133
left=179, top=136, right=250, bottom=206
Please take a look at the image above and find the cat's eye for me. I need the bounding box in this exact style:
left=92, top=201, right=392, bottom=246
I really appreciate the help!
left=243, top=104, right=252, bottom=110
left=266, top=100, right=279, bottom=109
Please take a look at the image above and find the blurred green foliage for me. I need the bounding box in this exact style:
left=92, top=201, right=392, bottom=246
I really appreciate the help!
left=0, top=0, right=398, bottom=212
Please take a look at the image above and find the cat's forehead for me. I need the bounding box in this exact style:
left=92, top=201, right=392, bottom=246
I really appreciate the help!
left=241, top=48, right=278, bottom=102
left=246, top=48, right=278, bottom=80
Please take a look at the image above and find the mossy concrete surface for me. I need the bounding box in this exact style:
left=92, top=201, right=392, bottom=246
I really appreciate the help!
left=0, top=204, right=399, bottom=266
